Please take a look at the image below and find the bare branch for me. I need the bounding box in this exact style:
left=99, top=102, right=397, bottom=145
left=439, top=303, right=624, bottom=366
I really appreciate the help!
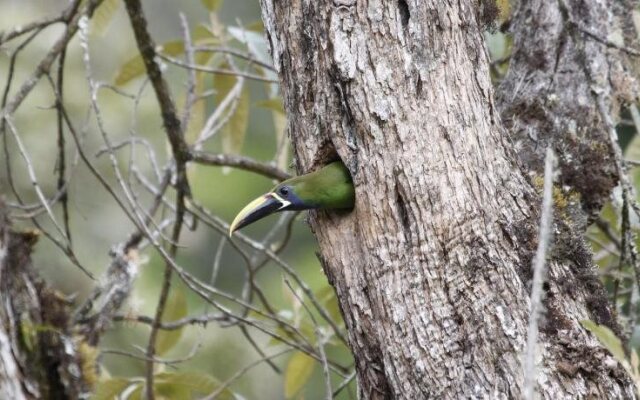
left=123, top=0, right=190, bottom=196
left=523, top=147, right=557, bottom=400
left=190, top=151, right=291, bottom=181
left=2, top=0, right=102, bottom=116
left=158, top=53, right=278, bottom=83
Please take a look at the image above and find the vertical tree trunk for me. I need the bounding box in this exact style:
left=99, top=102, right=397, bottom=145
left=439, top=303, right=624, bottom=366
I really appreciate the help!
left=498, top=0, right=638, bottom=218
left=0, top=201, right=95, bottom=399
left=259, top=0, right=636, bottom=398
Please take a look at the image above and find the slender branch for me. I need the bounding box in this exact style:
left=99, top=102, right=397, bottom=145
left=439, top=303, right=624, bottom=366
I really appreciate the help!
left=193, top=45, right=276, bottom=71
left=190, top=151, right=291, bottom=181
left=523, top=147, right=556, bottom=400
left=123, top=0, right=190, bottom=196
left=201, top=349, right=292, bottom=400
left=158, top=53, right=278, bottom=83
left=0, top=12, right=65, bottom=45
left=144, top=191, right=187, bottom=400
left=2, top=0, right=102, bottom=116
left=114, top=311, right=228, bottom=330
left=55, top=41, right=72, bottom=244
left=179, top=13, right=197, bottom=132
left=284, top=278, right=333, bottom=399
left=333, top=370, right=357, bottom=397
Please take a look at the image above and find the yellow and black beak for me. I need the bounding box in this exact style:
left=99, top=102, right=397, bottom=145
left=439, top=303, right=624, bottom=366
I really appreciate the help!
left=229, top=193, right=290, bottom=235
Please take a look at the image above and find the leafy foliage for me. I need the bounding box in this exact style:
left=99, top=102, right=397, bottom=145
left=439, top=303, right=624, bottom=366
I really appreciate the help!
left=156, top=287, right=188, bottom=356
left=285, top=351, right=316, bottom=399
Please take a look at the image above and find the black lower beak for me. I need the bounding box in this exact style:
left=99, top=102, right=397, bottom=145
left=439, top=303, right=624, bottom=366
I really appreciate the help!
left=229, top=194, right=284, bottom=235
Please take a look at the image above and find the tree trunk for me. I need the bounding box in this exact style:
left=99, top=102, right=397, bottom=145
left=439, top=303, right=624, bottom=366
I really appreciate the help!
left=259, top=0, right=637, bottom=398
left=0, top=201, right=95, bottom=399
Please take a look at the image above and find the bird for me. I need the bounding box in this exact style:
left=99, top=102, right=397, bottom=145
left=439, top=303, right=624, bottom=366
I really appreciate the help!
left=229, top=161, right=355, bottom=235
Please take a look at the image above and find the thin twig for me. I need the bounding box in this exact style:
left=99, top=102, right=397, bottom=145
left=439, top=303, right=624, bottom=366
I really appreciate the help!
left=191, top=151, right=291, bottom=181
left=193, top=45, right=276, bottom=71
left=179, top=13, right=197, bottom=132
left=113, top=312, right=228, bottom=330
left=201, top=349, right=292, bottom=400
left=285, top=278, right=333, bottom=399
left=523, top=147, right=556, bottom=400
left=55, top=43, right=72, bottom=244
left=123, top=0, right=190, bottom=197
left=333, top=370, right=357, bottom=398
left=2, top=0, right=102, bottom=116
left=158, top=53, right=278, bottom=83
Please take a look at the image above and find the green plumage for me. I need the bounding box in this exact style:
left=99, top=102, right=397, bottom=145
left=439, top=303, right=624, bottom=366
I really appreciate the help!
left=229, top=161, right=354, bottom=234
left=275, top=161, right=355, bottom=209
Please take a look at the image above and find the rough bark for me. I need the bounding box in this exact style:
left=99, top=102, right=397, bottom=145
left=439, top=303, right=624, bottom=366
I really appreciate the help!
left=498, top=0, right=639, bottom=220
left=259, top=0, right=636, bottom=398
left=0, top=201, right=96, bottom=399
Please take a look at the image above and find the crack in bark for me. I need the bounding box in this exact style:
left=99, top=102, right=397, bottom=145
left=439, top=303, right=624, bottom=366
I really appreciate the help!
left=259, top=0, right=637, bottom=397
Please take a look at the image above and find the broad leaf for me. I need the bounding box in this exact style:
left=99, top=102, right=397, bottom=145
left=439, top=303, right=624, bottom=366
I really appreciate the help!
left=581, top=320, right=627, bottom=364
left=227, top=27, right=272, bottom=68
left=255, top=98, right=284, bottom=114
left=91, top=378, right=132, bottom=400
left=214, top=70, right=249, bottom=161
left=114, top=41, right=185, bottom=86
left=193, top=24, right=219, bottom=65
left=126, top=384, right=143, bottom=400
left=284, top=351, right=315, bottom=399
left=155, top=371, right=235, bottom=399
left=496, top=0, right=511, bottom=23
left=316, top=285, right=342, bottom=323
left=156, top=288, right=188, bottom=355
left=201, top=0, right=224, bottom=11
left=154, top=383, right=190, bottom=400
left=256, top=99, right=287, bottom=166
left=91, top=0, right=120, bottom=36
left=246, top=20, right=265, bottom=33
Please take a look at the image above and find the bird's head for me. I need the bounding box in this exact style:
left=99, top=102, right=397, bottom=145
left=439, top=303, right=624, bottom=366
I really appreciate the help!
left=228, top=180, right=310, bottom=235
left=228, top=161, right=355, bottom=235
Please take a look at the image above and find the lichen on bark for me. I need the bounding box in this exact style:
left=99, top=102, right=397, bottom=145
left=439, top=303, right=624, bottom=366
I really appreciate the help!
left=259, top=0, right=637, bottom=398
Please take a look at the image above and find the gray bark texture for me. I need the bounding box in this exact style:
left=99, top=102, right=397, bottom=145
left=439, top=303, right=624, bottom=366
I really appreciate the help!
left=498, top=0, right=639, bottom=219
left=259, top=0, right=638, bottom=398
left=0, top=201, right=96, bottom=399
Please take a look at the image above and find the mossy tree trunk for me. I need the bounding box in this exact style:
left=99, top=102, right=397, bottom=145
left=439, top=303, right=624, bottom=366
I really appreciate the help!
left=0, top=201, right=96, bottom=399
left=259, top=0, right=638, bottom=398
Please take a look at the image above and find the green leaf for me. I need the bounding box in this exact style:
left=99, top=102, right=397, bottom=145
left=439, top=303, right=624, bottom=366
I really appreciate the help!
left=125, top=381, right=190, bottom=400
left=91, top=0, right=121, bottom=36
left=127, top=383, right=143, bottom=400
left=156, top=288, right=188, bottom=355
left=201, top=0, right=224, bottom=11
left=255, top=98, right=284, bottom=114
left=316, top=285, right=343, bottom=323
left=246, top=20, right=265, bottom=33
left=114, top=41, right=185, bottom=86
left=256, top=98, right=288, bottom=169
left=155, top=383, right=190, bottom=400
left=496, top=0, right=511, bottom=24
left=155, top=371, right=235, bottom=399
left=214, top=70, right=250, bottom=160
left=91, top=378, right=132, bottom=400
left=581, top=320, right=627, bottom=364
left=284, top=351, right=316, bottom=398
left=194, top=24, right=216, bottom=42
left=228, top=27, right=272, bottom=67
left=192, top=24, right=220, bottom=66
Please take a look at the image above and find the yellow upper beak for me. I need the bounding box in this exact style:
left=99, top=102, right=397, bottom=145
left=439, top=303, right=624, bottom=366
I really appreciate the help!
left=229, top=193, right=288, bottom=236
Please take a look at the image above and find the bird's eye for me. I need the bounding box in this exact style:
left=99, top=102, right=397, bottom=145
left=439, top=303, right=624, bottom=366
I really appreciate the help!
left=279, top=187, right=289, bottom=196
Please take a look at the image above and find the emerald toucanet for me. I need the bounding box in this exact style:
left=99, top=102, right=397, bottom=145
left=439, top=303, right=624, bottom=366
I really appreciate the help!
left=229, top=161, right=355, bottom=235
